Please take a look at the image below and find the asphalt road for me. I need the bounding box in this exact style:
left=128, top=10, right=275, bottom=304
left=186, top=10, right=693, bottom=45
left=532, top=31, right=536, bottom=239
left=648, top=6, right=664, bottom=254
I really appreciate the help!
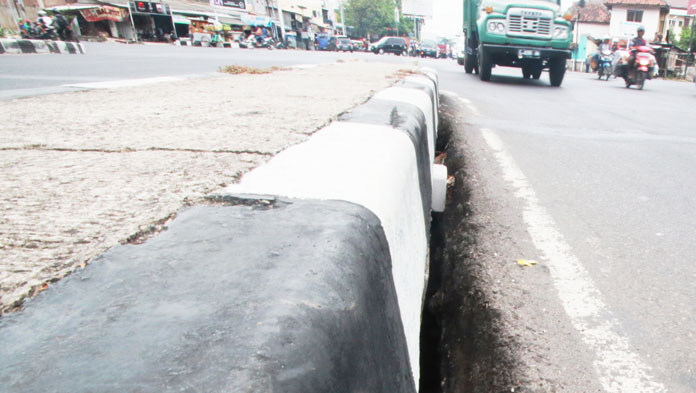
left=0, top=42, right=412, bottom=99
left=434, top=61, right=696, bottom=392
left=3, top=43, right=695, bottom=392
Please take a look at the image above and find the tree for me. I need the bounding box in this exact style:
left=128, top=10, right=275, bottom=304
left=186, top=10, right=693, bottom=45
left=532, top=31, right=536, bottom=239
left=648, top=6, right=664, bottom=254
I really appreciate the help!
left=677, top=24, right=694, bottom=51
left=344, top=0, right=398, bottom=39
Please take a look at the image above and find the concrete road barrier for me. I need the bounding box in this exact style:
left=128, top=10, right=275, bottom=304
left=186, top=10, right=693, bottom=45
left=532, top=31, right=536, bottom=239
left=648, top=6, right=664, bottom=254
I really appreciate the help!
left=0, top=39, right=85, bottom=54
left=0, top=69, right=441, bottom=392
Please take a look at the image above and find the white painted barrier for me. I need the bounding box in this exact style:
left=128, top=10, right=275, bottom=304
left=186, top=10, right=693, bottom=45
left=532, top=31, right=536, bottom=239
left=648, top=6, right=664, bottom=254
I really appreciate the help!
left=222, top=69, right=442, bottom=387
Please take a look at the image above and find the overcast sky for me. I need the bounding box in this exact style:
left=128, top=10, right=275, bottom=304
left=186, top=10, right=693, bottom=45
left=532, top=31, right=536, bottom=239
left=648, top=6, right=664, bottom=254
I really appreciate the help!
left=422, top=0, right=463, bottom=38
left=421, top=0, right=574, bottom=39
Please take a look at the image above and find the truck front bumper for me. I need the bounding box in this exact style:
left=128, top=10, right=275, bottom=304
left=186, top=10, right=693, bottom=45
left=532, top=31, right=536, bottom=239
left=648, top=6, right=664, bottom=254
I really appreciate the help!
left=483, top=44, right=571, bottom=60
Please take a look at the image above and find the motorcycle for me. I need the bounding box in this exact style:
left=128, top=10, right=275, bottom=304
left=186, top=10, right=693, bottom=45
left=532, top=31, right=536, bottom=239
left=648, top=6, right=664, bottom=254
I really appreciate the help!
left=597, top=50, right=613, bottom=80
left=20, top=22, right=58, bottom=40
left=256, top=36, right=275, bottom=49
left=618, top=45, right=656, bottom=90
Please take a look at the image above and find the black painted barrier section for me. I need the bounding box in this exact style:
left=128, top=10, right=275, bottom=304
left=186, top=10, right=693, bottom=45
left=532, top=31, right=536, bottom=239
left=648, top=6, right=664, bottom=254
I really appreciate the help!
left=0, top=198, right=415, bottom=393
left=0, top=40, right=84, bottom=54
left=17, top=40, right=36, bottom=53
left=397, top=79, right=438, bottom=147
left=339, top=99, right=431, bottom=233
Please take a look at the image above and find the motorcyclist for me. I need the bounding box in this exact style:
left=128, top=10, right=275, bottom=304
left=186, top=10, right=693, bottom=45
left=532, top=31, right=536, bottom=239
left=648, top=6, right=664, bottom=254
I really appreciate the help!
left=592, top=36, right=612, bottom=70
left=52, top=10, right=69, bottom=41
left=36, top=10, right=53, bottom=28
left=18, top=18, right=31, bottom=38
left=630, top=26, right=647, bottom=48
left=622, top=26, right=654, bottom=79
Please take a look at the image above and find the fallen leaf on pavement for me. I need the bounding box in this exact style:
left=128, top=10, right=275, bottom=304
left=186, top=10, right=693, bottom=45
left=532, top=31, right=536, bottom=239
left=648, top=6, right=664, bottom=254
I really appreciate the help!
left=517, top=259, right=538, bottom=267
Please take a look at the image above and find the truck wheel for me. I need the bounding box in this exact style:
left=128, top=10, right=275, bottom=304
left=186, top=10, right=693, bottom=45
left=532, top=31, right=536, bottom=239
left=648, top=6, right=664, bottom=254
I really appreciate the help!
left=549, top=58, right=566, bottom=87
left=478, top=46, right=492, bottom=81
left=532, top=67, right=542, bottom=79
left=464, top=54, right=475, bottom=74
left=522, top=67, right=531, bottom=79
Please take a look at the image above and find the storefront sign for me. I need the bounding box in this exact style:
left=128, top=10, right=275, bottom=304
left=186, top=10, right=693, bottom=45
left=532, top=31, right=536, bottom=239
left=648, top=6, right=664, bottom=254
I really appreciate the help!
left=210, top=0, right=245, bottom=9
left=130, top=1, right=170, bottom=15
left=80, top=5, right=129, bottom=22
left=241, top=14, right=272, bottom=27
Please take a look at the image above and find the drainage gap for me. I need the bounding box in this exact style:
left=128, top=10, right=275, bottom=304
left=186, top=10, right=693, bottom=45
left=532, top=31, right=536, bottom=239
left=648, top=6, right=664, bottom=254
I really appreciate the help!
left=420, top=94, right=519, bottom=393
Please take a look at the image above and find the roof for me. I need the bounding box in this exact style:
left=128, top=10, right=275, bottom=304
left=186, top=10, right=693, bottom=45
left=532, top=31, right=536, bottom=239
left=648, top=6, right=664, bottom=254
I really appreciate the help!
left=604, top=0, right=668, bottom=7
left=570, top=2, right=611, bottom=23
left=666, top=0, right=689, bottom=8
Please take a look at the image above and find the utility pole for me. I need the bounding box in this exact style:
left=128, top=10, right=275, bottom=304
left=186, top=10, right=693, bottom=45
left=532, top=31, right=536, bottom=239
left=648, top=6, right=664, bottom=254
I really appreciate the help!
left=575, top=0, right=586, bottom=71
left=340, top=2, right=346, bottom=36
left=276, top=0, right=285, bottom=43
left=395, top=6, right=399, bottom=36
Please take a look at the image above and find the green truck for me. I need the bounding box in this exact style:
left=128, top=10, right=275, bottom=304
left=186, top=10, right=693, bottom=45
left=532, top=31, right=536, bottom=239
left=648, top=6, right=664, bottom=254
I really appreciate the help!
left=462, top=0, right=573, bottom=86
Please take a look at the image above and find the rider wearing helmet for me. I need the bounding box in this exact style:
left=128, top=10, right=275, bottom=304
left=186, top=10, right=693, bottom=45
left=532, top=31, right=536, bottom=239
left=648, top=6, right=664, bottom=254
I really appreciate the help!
left=630, top=26, right=647, bottom=47
left=36, top=10, right=53, bottom=28
left=592, top=36, right=613, bottom=71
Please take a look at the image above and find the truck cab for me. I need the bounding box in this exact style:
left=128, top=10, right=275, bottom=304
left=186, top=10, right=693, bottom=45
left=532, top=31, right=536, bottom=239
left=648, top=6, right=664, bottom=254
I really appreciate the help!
left=463, top=0, right=573, bottom=86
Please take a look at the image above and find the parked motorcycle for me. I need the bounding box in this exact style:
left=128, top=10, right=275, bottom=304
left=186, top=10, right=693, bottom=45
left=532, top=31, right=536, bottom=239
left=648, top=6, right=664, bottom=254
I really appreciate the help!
left=618, top=45, right=656, bottom=90
left=597, top=50, right=613, bottom=80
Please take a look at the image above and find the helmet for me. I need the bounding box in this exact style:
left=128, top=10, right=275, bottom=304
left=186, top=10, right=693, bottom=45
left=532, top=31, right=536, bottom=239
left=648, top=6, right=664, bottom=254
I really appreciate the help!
left=603, top=36, right=610, bottom=41
left=637, top=26, right=645, bottom=32
left=38, top=10, right=46, bottom=15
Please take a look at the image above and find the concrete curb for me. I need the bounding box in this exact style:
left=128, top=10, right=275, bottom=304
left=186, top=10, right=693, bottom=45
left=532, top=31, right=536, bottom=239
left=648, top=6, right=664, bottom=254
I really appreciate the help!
left=0, top=69, right=442, bottom=392
left=220, top=68, right=442, bottom=386
left=0, top=39, right=86, bottom=54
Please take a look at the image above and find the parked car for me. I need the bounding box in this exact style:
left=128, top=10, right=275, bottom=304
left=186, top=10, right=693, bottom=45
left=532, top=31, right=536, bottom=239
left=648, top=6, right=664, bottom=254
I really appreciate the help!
left=418, top=39, right=438, bottom=58
left=315, top=33, right=337, bottom=51
left=371, top=36, right=407, bottom=55
left=337, top=37, right=354, bottom=52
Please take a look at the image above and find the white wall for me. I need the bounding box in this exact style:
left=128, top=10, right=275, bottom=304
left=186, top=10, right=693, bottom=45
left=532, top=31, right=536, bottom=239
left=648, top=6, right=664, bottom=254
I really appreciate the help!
left=577, top=22, right=610, bottom=40
left=609, top=6, right=661, bottom=40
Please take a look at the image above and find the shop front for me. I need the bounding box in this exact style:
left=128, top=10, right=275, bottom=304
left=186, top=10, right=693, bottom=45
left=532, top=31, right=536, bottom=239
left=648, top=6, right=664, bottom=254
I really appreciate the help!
left=128, top=0, right=176, bottom=41
left=78, top=5, right=133, bottom=39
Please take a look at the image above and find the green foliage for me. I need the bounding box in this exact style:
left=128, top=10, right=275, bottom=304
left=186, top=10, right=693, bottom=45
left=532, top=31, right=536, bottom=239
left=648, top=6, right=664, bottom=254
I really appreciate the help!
left=345, top=0, right=405, bottom=38
left=0, top=26, right=8, bottom=38
left=677, top=25, right=695, bottom=50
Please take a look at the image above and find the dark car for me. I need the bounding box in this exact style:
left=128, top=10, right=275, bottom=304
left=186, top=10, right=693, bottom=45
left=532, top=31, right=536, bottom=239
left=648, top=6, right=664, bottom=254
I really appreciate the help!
left=337, top=37, right=354, bottom=52
left=316, top=33, right=336, bottom=51
left=418, top=40, right=438, bottom=58
left=371, top=36, right=407, bottom=55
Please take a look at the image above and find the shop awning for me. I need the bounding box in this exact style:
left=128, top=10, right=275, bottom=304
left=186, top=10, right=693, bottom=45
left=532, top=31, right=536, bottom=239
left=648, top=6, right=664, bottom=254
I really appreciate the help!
left=217, top=14, right=242, bottom=25
left=173, top=15, right=190, bottom=24
left=241, top=14, right=272, bottom=27
left=80, top=4, right=129, bottom=22
left=46, top=4, right=101, bottom=12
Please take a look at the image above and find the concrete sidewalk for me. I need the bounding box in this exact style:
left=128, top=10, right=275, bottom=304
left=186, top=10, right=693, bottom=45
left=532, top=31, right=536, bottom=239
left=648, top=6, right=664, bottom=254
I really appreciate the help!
left=0, top=60, right=415, bottom=313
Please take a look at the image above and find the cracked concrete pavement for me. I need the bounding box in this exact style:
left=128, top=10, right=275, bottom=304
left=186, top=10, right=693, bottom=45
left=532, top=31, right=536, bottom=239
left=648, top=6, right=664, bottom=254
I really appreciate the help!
left=0, top=60, right=414, bottom=314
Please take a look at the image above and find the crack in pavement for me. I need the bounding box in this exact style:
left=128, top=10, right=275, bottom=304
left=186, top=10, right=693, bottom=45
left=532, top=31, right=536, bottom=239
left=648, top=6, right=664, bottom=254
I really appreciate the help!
left=0, top=146, right=274, bottom=155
